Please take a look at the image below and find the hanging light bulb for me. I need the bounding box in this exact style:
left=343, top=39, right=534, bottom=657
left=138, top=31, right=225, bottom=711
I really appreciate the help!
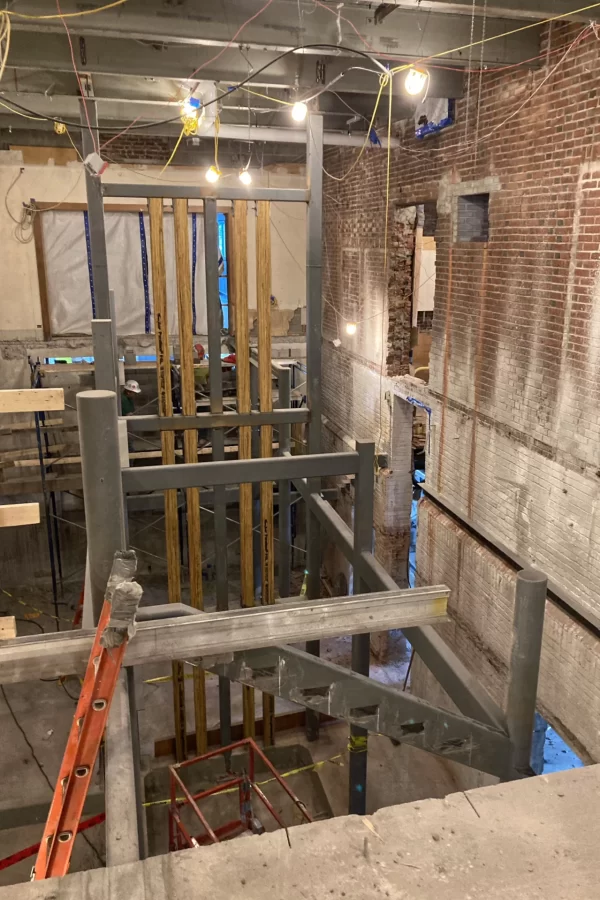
left=205, top=165, right=221, bottom=183
left=345, top=322, right=357, bottom=336
left=291, top=101, right=308, bottom=122
left=404, top=67, right=428, bottom=96
left=239, top=168, right=252, bottom=186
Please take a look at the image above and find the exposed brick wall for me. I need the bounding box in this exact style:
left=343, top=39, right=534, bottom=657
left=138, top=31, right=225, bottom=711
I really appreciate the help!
left=324, top=21, right=600, bottom=623
left=322, top=22, right=600, bottom=751
left=99, top=133, right=172, bottom=164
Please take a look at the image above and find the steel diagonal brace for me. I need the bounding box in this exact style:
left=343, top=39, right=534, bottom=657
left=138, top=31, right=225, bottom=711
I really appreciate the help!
left=208, top=645, right=512, bottom=779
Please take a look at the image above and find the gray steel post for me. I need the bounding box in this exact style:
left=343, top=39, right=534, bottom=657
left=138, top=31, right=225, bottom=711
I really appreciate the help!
left=105, top=672, right=142, bottom=866
left=305, top=114, right=324, bottom=740
left=92, top=318, right=117, bottom=393
left=77, top=389, right=127, bottom=623
left=80, top=96, right=111, bottom=319
left=250, top=361, right=261, bottom=599
left=126, top=666, right=148, bottom=859
left=277, top=366, right=292, bottom=598
left=108, top=290, right=122, bottom=415
left=506, top=568, right=547, bottom=778
left=349, top=440, right=375, bottom=815
left=204, top=198, right=231, bottom=747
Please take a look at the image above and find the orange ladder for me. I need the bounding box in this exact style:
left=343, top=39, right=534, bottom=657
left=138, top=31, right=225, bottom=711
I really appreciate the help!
left=34, top=557, right=141, bottom=880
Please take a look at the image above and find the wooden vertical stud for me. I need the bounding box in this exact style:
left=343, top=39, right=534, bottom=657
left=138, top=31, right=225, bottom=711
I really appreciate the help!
left=256, top=200, right=276, bottom=746
left=232, top=200, right=255, bottom=738
left=173, top=197, right=207, bottom=756
left=148, top=198, right=187, bottom=761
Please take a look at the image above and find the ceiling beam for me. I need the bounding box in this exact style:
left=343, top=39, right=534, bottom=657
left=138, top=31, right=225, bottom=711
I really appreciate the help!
left=358, top=0, right=596, bottom=23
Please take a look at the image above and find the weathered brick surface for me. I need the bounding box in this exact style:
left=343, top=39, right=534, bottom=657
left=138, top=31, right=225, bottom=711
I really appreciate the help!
left=324, top=22, right=600, bottom=624
left=414, top=498, right=600, bottom=763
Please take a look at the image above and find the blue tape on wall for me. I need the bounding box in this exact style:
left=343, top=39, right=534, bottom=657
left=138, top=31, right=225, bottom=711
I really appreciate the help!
left=139, top=212, right=151, bottom=333
left=82, top=211, right=96, bottom=318
left=191, top=212, right=197, bottom=334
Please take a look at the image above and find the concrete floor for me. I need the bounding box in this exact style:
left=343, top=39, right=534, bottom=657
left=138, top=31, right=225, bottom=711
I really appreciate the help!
left=0, top=576, right=461, bottom=887
left=4, top=763, right=598, bottom=899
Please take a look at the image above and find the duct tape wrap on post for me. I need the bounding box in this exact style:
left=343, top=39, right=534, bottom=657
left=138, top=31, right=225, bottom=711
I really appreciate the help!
left=101, top=551, right=143, bottom=649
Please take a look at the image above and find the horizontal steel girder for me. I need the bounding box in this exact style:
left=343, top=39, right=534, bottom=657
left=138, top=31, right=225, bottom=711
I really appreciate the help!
left=121, top=451, right=359, bottom=493
left=102, top=185, right=310, bottom=202
left=7, top=4, right=541, bottom=73
left=125, top=409, right=310, bottom=432
left=0, top=588, right=449, bottom=685
left=210, top=645, right=511, bottom=778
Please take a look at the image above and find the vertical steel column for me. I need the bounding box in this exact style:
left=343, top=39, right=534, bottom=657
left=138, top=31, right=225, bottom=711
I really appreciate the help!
left=305, top=113, right=324, bottom=741
left=77, top=389, right=126, bottom=623
left=204, top=198, right=231, bottom=749
left=348, top=440, right=375, bottom=815
left=77, top=389, right=141, bottom=864
left=506, top=568, right=547, bottom=778
left=250, top=362, right=261, bottom=600
left=92, top=319, right=117, bottom=393
left=80, top=96, right=110, bottom=319
left=278, top=366, right=292, bottom=599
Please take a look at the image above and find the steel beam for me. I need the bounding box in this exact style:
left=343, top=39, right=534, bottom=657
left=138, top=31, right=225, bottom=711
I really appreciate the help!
left=102, top=184, right=309, bottom=202
left=305, top=113, right=324, bottom=741
left=349, top=441, right=375, bottom=815
left=210, top=645, right=512, bottom=779
left=506, top=569, right=547, bottom=777
left=121, top=451, right=359, bottom=493
left=204, top=197, right=231, bottom=750
left=91, top=319, right=117, bottom=393
left=125, top=409, right=309, bottom=431
left=291, top=473, right=507, bottom=731
left=105, top=672, right=141, bottom=866
left=126, top=486, right=338, bottom=513
left=80, top=95, right=110, bottom=320
left=78, top=389, right=127, bottom=623
left=0, top=587, right=449, bottom=685
left=277, top=366, right=292, bottom=599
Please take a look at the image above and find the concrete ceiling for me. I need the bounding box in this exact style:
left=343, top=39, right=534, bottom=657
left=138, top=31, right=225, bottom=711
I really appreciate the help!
left=0, top=0, right=592, bottom=152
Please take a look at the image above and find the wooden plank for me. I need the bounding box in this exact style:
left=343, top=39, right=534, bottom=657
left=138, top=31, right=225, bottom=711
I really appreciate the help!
left=232, top=199, right=255, bottom=738
left=256, top=200, right=276, bottom=746
left=0, top=503, right=40, bottom=527
left=0, top=389, right=64, bottom=415
left=0, top=474, right=82, bottom=496
left=32, top=207, right=52, bottom=341
left=0, top=444, right=67, bottom=465
left=148, top=196, right=186, bottom=763
left=0, top=617, right=17, bottom=640
left=173, top=196, right=207, bottom=756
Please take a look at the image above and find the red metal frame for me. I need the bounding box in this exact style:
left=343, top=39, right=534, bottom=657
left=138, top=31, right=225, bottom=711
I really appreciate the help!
left=168, top=738, right=313, bottom=851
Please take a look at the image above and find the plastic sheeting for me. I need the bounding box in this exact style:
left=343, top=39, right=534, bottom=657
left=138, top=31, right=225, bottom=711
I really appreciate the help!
left=42, top=210, right=207, bottom=336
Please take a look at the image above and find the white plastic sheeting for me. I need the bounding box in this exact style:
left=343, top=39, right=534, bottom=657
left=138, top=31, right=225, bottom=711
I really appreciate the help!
left=42, top=210, right=207, bottom=336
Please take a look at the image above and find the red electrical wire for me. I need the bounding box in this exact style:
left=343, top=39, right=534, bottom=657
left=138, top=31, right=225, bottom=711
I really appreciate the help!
left=55, top=0, right=98, bottom=153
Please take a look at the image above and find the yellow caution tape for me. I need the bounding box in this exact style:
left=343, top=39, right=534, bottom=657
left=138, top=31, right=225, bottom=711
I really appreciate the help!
left=142, top=752, right=344, bottom=808
left=2, top=589, right=74, bottom=625
left=347, top=734, right=368, bottom=753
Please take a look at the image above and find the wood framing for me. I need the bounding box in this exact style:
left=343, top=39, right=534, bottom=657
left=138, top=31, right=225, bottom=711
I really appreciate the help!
left=148, top=196, right=186, bottom=763
left=32, top=206, right=52, bottom=341
left=0, top=503, right=40, bottom=528
left=0, top=389, right=64, bottom=414
left=173, top=197, right=207, bottom=756
left=256, top=200, right=275, bottom=746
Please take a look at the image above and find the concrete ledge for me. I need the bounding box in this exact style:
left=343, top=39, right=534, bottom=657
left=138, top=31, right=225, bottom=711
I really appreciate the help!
left=3, top=764, right=597, bottom=898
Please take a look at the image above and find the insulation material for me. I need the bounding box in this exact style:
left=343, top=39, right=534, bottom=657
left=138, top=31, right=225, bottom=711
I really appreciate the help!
left=42, top=210, right=207, bottom=336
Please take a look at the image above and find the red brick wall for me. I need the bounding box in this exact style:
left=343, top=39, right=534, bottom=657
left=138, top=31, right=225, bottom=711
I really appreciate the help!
left=99, top=133, right=172, bottom=164
left=323, top=22, right=600, bottom=623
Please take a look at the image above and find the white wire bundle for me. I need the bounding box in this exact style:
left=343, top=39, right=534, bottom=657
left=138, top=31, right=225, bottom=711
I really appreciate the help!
left=0, top=11, right=10, bottom=86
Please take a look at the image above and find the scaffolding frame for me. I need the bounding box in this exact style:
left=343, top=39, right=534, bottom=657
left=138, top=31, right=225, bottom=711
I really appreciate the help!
left=24, top=105, right=549, bottom=866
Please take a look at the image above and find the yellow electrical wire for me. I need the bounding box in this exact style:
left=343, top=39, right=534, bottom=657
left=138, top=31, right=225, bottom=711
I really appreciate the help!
left=0, top=98, right=44, bottom=120
left=0, top=11, right=11, bottom=85
left=64, top=126, right=84, bottom=162
left=160, top=124, right=186, bottom=174
left=239, top=86, right=293, bottom=106
left=6, top=0, right=129, bottom=19
left=323, top=71, right=388, bottom=183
